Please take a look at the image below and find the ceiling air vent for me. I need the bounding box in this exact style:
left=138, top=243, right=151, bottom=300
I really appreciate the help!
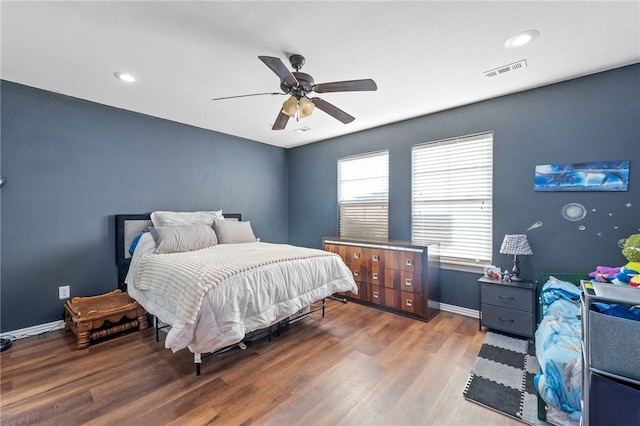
left=484, top=59, right=527, bottom=78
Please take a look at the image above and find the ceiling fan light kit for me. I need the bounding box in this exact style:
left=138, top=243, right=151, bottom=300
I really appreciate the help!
left=281, top=95, right=315, bottom=119
left=297, top=96, right=315, bottom=118
left=282, top=95, right=298, bottom=117
left=212, top=54, right=377, bottom=131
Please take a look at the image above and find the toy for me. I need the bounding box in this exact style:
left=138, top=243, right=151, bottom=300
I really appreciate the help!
left=589, top=266, right=621, bottom=283
left=613, top=234, right=640, bottom=286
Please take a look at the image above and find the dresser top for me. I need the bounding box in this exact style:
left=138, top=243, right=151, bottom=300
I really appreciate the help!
left=323, top=236, right=438, bottom=250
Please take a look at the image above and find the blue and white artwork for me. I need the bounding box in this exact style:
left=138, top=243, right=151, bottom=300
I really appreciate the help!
left=534, top=161, right=629, bottom=192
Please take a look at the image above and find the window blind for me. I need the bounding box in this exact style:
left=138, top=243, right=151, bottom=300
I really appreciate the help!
left=338, top=151, right=389, bottom=239
left=412, top=133, right=493, bottom=266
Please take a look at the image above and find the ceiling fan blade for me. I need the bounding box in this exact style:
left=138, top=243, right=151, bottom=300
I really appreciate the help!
left=258, top=56, right=298, bottom=87
left=313, top=79, right=377, bottom=93
left=311, top=98, right=355, bottom=124
left=212, top=92, right=284, bottom=101
left=272, top=110, right=290, bottom=130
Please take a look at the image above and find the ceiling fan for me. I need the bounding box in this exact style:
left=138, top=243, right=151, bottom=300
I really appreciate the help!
left=212, top=54, right=377, bottom=130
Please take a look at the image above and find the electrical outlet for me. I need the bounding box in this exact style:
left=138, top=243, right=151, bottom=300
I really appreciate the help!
left=59, top=285, right=70, bottom=300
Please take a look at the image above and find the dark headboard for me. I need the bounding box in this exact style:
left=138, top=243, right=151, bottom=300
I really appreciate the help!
left=115, top=213, right=242, bottom=290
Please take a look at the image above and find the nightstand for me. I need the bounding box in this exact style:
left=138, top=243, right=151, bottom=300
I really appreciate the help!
left=478, top=276, right=536, bottom=339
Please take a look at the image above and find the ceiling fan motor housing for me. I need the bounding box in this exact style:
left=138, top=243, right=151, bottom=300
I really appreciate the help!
left=280, top=72, right=314, bottom=97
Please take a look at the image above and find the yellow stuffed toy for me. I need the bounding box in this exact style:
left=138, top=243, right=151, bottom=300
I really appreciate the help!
left=617, top=234, right=640, bottom=287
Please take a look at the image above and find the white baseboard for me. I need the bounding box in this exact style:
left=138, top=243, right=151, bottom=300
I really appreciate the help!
left=1, top=320, right=66, bottom=340
left=1, top=304, right=479, bottom=341
left=439, top=303, right=479, bottom=319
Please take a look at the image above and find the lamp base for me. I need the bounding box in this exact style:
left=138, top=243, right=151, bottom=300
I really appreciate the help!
left=510, top=254, right=523, bottom=282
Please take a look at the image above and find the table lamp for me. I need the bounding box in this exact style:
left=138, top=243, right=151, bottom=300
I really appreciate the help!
left=499, top=234, right=533, bottom=281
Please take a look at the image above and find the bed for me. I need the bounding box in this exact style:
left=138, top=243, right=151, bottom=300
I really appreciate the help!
left=115, top=211, right=358, bottom=375
left=534, top=273, right=589, bottom=425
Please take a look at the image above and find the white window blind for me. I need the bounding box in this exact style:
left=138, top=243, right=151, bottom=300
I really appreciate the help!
left=412, top=133, right=493, bottom=266
left=338, top=151, right=389, bottom=239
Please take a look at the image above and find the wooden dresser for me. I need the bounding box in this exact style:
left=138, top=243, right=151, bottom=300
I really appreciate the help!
left=323, top=237, right=440, bottom=322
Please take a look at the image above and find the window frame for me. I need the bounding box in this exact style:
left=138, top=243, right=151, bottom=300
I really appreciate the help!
left=411, top=132, right=493, bottom=271
left=337, top=150, right=389, bottom=240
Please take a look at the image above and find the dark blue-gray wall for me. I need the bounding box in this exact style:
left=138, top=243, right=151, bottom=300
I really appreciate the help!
left=2, top=65, right=639, bottom=332
left=288, top=64, right=640, bottom=310
left=1, top=81, right=288, bottom=331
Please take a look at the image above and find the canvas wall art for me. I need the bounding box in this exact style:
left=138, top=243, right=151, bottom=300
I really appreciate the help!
left=534, top=161, right=629, bottom=192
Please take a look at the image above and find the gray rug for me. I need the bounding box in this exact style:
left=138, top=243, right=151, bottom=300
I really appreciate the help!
left=463, top=331, right=546, bottom=425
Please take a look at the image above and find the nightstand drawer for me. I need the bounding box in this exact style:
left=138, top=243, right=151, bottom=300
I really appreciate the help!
left=481, top=304, right=534, bottom=337
left=481, top=283, right=532, bottom=312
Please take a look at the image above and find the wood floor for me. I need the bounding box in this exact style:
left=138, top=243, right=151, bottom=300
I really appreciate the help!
left=1, top=301, right=523, bottom=425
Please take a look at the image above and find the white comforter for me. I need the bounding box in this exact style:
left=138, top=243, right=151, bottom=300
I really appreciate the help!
left=125, top=233, right=357, bottom=354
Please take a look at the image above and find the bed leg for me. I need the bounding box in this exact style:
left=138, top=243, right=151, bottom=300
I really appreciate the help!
left=195, top=353, right=202, bottom=376
left=537, top=395, right=547, bottom=421
left=154, top=316, right=159, bottom=342
left=322, top=298, right=326, bottom=318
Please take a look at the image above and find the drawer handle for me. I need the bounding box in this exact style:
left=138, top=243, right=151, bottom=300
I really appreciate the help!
left=498, top=317, right=515, bottom=322
left=354, top=252, right=360, bottom=259
left=372, top=255, right=379, bottom=262
left=373, top=273, right=379, bottom=280
left=353, top=270, right=359, bottom=277
left=405, top=279, right=412, bottom=286
left=498, top=295, right=514, bottom=301
left=405, top=299, right=413, bottom=307
left=373, top=291, right=380, bottom=299
left=405, top=259, right=413, bottom=266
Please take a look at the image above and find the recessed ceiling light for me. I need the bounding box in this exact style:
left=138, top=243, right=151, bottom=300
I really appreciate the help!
left=505, top=30, right=539, bottom=49
left=114, top=72, right=136, bottom=83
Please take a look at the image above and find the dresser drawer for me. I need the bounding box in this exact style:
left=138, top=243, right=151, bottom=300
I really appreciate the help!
left=400, top=270, right=421, bottom=294
left=369, top=285, right=385, bottom=305
left=481, top=304, right=534, bottom=337
left=384, top=250, right=422, bottom=273
left=481, top=283, right=532, bottom=312
left=370, top=268, right=384, bottom=286
left=343, top=281, right=367, bottom=301
left=383, top=268, right=422, bottom=293
left=401, top=291, right=423, bottom=316
left=324, top=244, right=349, bottom=265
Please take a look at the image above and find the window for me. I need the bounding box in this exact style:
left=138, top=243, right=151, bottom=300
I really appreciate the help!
left=338, top=151, right=389, bottom=239
left=412, top=133, right=493, bottom=267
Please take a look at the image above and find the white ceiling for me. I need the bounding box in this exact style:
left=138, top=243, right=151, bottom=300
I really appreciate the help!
left=2, top=1, right=639, bottom=149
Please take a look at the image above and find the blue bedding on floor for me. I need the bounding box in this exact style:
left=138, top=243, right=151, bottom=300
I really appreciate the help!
left=534, top=277, right=583, bottom=421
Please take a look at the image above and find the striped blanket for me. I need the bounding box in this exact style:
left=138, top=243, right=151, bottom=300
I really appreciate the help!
left=134, top=242, right=336, bottom=324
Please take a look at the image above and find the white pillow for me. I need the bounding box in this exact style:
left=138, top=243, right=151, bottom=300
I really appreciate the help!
left=213, top=220, right=258, bottom=244
left=151, top=224, right=218, bottom=253
left=150, top=210, right=223, bottom=227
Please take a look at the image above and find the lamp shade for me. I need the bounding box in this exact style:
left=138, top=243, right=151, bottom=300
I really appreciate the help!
left=499, top=234, right=533, bottom=255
